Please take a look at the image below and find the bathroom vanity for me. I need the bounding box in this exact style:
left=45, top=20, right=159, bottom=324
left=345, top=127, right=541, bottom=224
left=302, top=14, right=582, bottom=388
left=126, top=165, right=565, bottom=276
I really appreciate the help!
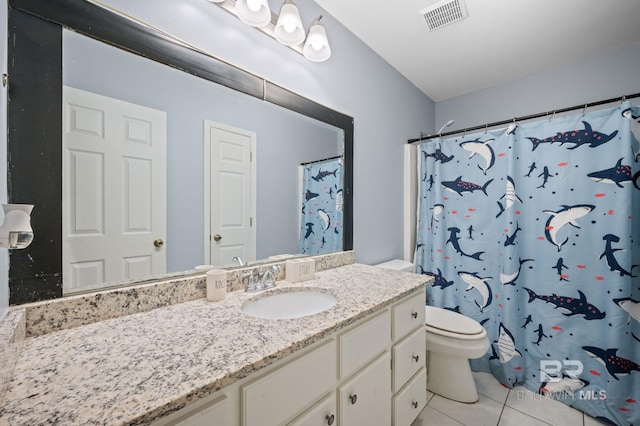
left=0, top=263, right=430, bottom=425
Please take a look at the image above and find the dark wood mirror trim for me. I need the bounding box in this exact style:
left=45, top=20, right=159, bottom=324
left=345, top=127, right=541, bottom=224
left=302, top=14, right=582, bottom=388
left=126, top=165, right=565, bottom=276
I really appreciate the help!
left=7, top=0, right=354, bottom=304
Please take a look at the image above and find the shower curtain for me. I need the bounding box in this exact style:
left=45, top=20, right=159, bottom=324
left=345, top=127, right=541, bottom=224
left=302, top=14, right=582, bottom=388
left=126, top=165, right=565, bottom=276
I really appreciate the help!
left=415, top=103, right=639, bottom=425
left=298, top=158, right=343, bottom=255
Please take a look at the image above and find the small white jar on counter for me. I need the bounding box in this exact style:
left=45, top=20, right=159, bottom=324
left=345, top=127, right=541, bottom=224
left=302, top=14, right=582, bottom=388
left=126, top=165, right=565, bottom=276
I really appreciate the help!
left=206, top=269, right=227, bottom=302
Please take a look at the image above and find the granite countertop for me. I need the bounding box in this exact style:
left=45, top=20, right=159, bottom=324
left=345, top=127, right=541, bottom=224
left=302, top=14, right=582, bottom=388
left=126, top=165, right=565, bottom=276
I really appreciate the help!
left=0, top=264, right=429, bottom=425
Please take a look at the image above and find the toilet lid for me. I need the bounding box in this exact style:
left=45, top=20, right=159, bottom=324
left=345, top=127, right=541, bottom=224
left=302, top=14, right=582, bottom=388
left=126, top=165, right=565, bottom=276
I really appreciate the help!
left=425, top=306, right=484, bottom=335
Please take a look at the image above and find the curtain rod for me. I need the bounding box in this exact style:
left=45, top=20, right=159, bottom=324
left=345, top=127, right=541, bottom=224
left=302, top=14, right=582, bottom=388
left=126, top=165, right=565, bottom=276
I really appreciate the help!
left=300, top=154, right=342, bottom=166
left=407, top=91, right=640, bottom=144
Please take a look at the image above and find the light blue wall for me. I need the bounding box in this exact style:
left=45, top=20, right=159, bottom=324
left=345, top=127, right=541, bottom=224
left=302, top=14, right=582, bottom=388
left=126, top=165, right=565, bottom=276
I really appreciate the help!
left=0, top=1, right=8, bottom=318
left=435, top=42, right=640, bottom=132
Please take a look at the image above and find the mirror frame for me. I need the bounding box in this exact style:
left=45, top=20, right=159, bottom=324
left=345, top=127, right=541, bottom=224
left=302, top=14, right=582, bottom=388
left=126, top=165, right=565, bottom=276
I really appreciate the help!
left=7, top=0, right=354, bottom=304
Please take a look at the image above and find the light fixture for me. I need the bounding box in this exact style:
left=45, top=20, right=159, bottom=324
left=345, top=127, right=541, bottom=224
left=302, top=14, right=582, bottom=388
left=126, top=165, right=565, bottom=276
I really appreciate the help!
left=303, top=16, right=331, bottom=62
left=235, top=0, right=271, bottom=27
left=0, top=204, right=34, bottom=249
left=208, top=0, right=332, bottom=62
left=274, top=0, right=305, bottom=46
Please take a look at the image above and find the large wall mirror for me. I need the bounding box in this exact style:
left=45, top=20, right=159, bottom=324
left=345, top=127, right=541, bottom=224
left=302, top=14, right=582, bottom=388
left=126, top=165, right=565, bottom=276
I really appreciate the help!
left=7, top=0, right=353, bottom=304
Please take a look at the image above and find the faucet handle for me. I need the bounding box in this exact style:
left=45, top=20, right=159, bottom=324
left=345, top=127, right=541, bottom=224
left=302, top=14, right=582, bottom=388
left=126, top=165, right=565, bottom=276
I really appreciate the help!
left=240, top=270, right=260, bottom=292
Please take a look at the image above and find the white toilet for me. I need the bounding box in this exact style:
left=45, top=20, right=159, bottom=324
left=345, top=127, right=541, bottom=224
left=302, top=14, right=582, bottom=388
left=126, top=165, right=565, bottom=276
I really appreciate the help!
left=375, top=260, right=490, bottom=403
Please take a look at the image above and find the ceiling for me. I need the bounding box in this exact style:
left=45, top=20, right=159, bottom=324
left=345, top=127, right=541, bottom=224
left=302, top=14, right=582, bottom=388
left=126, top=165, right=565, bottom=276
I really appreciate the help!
left=314, top=0, right=640, bottom=102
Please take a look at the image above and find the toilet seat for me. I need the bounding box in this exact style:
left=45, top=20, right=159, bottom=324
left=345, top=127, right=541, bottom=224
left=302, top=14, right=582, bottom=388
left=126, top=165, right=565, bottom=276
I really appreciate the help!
left=425, top=306, right=485, bottom=339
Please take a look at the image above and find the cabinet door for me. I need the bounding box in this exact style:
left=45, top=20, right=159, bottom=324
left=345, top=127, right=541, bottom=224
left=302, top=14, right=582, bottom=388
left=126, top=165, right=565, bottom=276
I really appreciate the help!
left=392, top=327, right=426, bottom=392
left=339, top=352, right=391, bottom=425
left=170, top=395, right=227, bottom=426
left=288, top=393, right=337, bottom=426
left=243, top=339, right=337, bottom=426
left=339, top=310, right=391, bottom=379
left=393, top=368, right=427, bottom=426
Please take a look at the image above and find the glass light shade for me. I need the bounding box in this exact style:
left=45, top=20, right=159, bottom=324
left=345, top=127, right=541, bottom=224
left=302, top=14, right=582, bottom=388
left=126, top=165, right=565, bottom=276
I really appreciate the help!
left=274, top=1, right=305, bottom=46
left=303, top=17, right=331, bottom=62
left=0, top=204, right=34, bottom=249
left=207, top=0, right=226, bottom=3
left=235, top=0, right=271, bottom=27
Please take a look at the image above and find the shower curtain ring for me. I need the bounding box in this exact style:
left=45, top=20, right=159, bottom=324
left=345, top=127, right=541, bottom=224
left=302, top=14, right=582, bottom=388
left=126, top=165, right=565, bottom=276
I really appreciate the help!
left=582, top=104, right=587, bottom=116
left=548, top=110, right=556, bottom=122
left=620, top=95, right=626, bottom=106
left=484, top=124, right=488, bottom=134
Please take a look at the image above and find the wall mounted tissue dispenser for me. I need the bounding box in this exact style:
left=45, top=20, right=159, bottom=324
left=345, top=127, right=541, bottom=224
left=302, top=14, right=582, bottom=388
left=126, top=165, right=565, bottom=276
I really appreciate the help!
left=0, top=204, right=34, bottom=249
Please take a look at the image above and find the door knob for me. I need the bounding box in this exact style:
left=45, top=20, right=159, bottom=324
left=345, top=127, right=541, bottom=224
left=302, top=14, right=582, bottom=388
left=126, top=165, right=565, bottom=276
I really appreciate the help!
left=213, top=234, right=222, bottom=242
left=153, top=239, right=164, bottom=248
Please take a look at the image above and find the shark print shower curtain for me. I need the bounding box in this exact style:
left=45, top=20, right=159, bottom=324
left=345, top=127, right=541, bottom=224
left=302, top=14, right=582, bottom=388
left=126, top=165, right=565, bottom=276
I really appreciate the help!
left=298, top=158, right=343, bottom=255
left=415, top=103, right=640, bottom=425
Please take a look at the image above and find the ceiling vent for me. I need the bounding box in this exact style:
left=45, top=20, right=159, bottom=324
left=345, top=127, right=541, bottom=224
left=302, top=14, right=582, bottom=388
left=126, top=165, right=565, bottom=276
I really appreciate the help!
left=420, top=0, right=467, bottom=31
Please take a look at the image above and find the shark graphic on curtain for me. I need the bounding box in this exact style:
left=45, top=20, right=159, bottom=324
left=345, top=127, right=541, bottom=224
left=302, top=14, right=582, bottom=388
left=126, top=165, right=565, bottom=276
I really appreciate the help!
left=298, top=158, right=343, bottom=255
left=416, top=103, right=640, bottom=425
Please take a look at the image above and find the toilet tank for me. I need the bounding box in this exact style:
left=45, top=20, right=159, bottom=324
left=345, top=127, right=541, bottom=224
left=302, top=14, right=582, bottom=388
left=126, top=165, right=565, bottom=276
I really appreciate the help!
left=374, top=259, right=415, bottom=273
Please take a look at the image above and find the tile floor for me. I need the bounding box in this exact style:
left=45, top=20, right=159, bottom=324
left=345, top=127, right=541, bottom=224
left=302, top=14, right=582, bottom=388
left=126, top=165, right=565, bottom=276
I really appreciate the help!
left=411, top=372, right=608, bottom=426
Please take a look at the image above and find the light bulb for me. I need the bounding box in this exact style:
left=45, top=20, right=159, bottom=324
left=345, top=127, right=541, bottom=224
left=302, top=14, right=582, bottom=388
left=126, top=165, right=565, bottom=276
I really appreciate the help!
left=247, top=0, right=261, bottom=12
left=303, top=16, right=331, bottom=62
left=282, top=17, right=296, bottom=33
left=274, top=2, right=304, bottom=46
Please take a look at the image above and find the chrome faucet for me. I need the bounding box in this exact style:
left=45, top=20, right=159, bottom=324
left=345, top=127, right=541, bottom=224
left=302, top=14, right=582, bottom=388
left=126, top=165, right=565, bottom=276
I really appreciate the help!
left=242, top=264, right=281, bottom=292
left=232, top=256, right=245, bottom=266
left=259, top=264, right=281, bottom=290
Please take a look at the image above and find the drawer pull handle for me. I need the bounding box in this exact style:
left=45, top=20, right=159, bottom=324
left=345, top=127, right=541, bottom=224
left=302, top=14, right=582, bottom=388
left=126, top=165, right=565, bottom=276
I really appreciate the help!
left=326, top=414, right=335, bottom=425
left=411, top=311, right=418, bottom=319
left=349, top=394, right=358, bottom=404
left=412, top=401, right=419, bottom=409
left=412, top=355, right=420, bottom=362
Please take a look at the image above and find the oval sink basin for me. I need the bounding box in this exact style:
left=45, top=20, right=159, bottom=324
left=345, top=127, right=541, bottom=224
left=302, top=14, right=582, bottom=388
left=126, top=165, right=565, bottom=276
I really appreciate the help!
left=241, top=290, right=337, bottom=320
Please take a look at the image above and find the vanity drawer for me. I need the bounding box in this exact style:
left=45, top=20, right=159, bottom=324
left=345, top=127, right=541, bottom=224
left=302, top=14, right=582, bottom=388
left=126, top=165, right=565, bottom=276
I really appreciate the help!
left=393, top=368, right=427, bottom=426
left=288, top=392, right=337, bottom=426
left=392, top=327, right=426, bottom=392
left=392, top=291, right=425, bottom=341
left=339, top=310, right=391, bottom=379
left=242, top=339, right=337, bottom=426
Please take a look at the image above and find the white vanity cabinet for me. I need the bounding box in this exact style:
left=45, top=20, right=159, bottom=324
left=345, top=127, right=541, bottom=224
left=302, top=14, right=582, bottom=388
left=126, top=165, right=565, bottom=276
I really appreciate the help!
left=154, top=287, right=426, bottom=426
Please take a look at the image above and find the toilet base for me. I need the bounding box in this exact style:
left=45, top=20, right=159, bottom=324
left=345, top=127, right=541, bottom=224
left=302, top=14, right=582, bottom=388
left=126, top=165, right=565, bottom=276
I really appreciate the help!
left=427, top=351, right=479, bottom=403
